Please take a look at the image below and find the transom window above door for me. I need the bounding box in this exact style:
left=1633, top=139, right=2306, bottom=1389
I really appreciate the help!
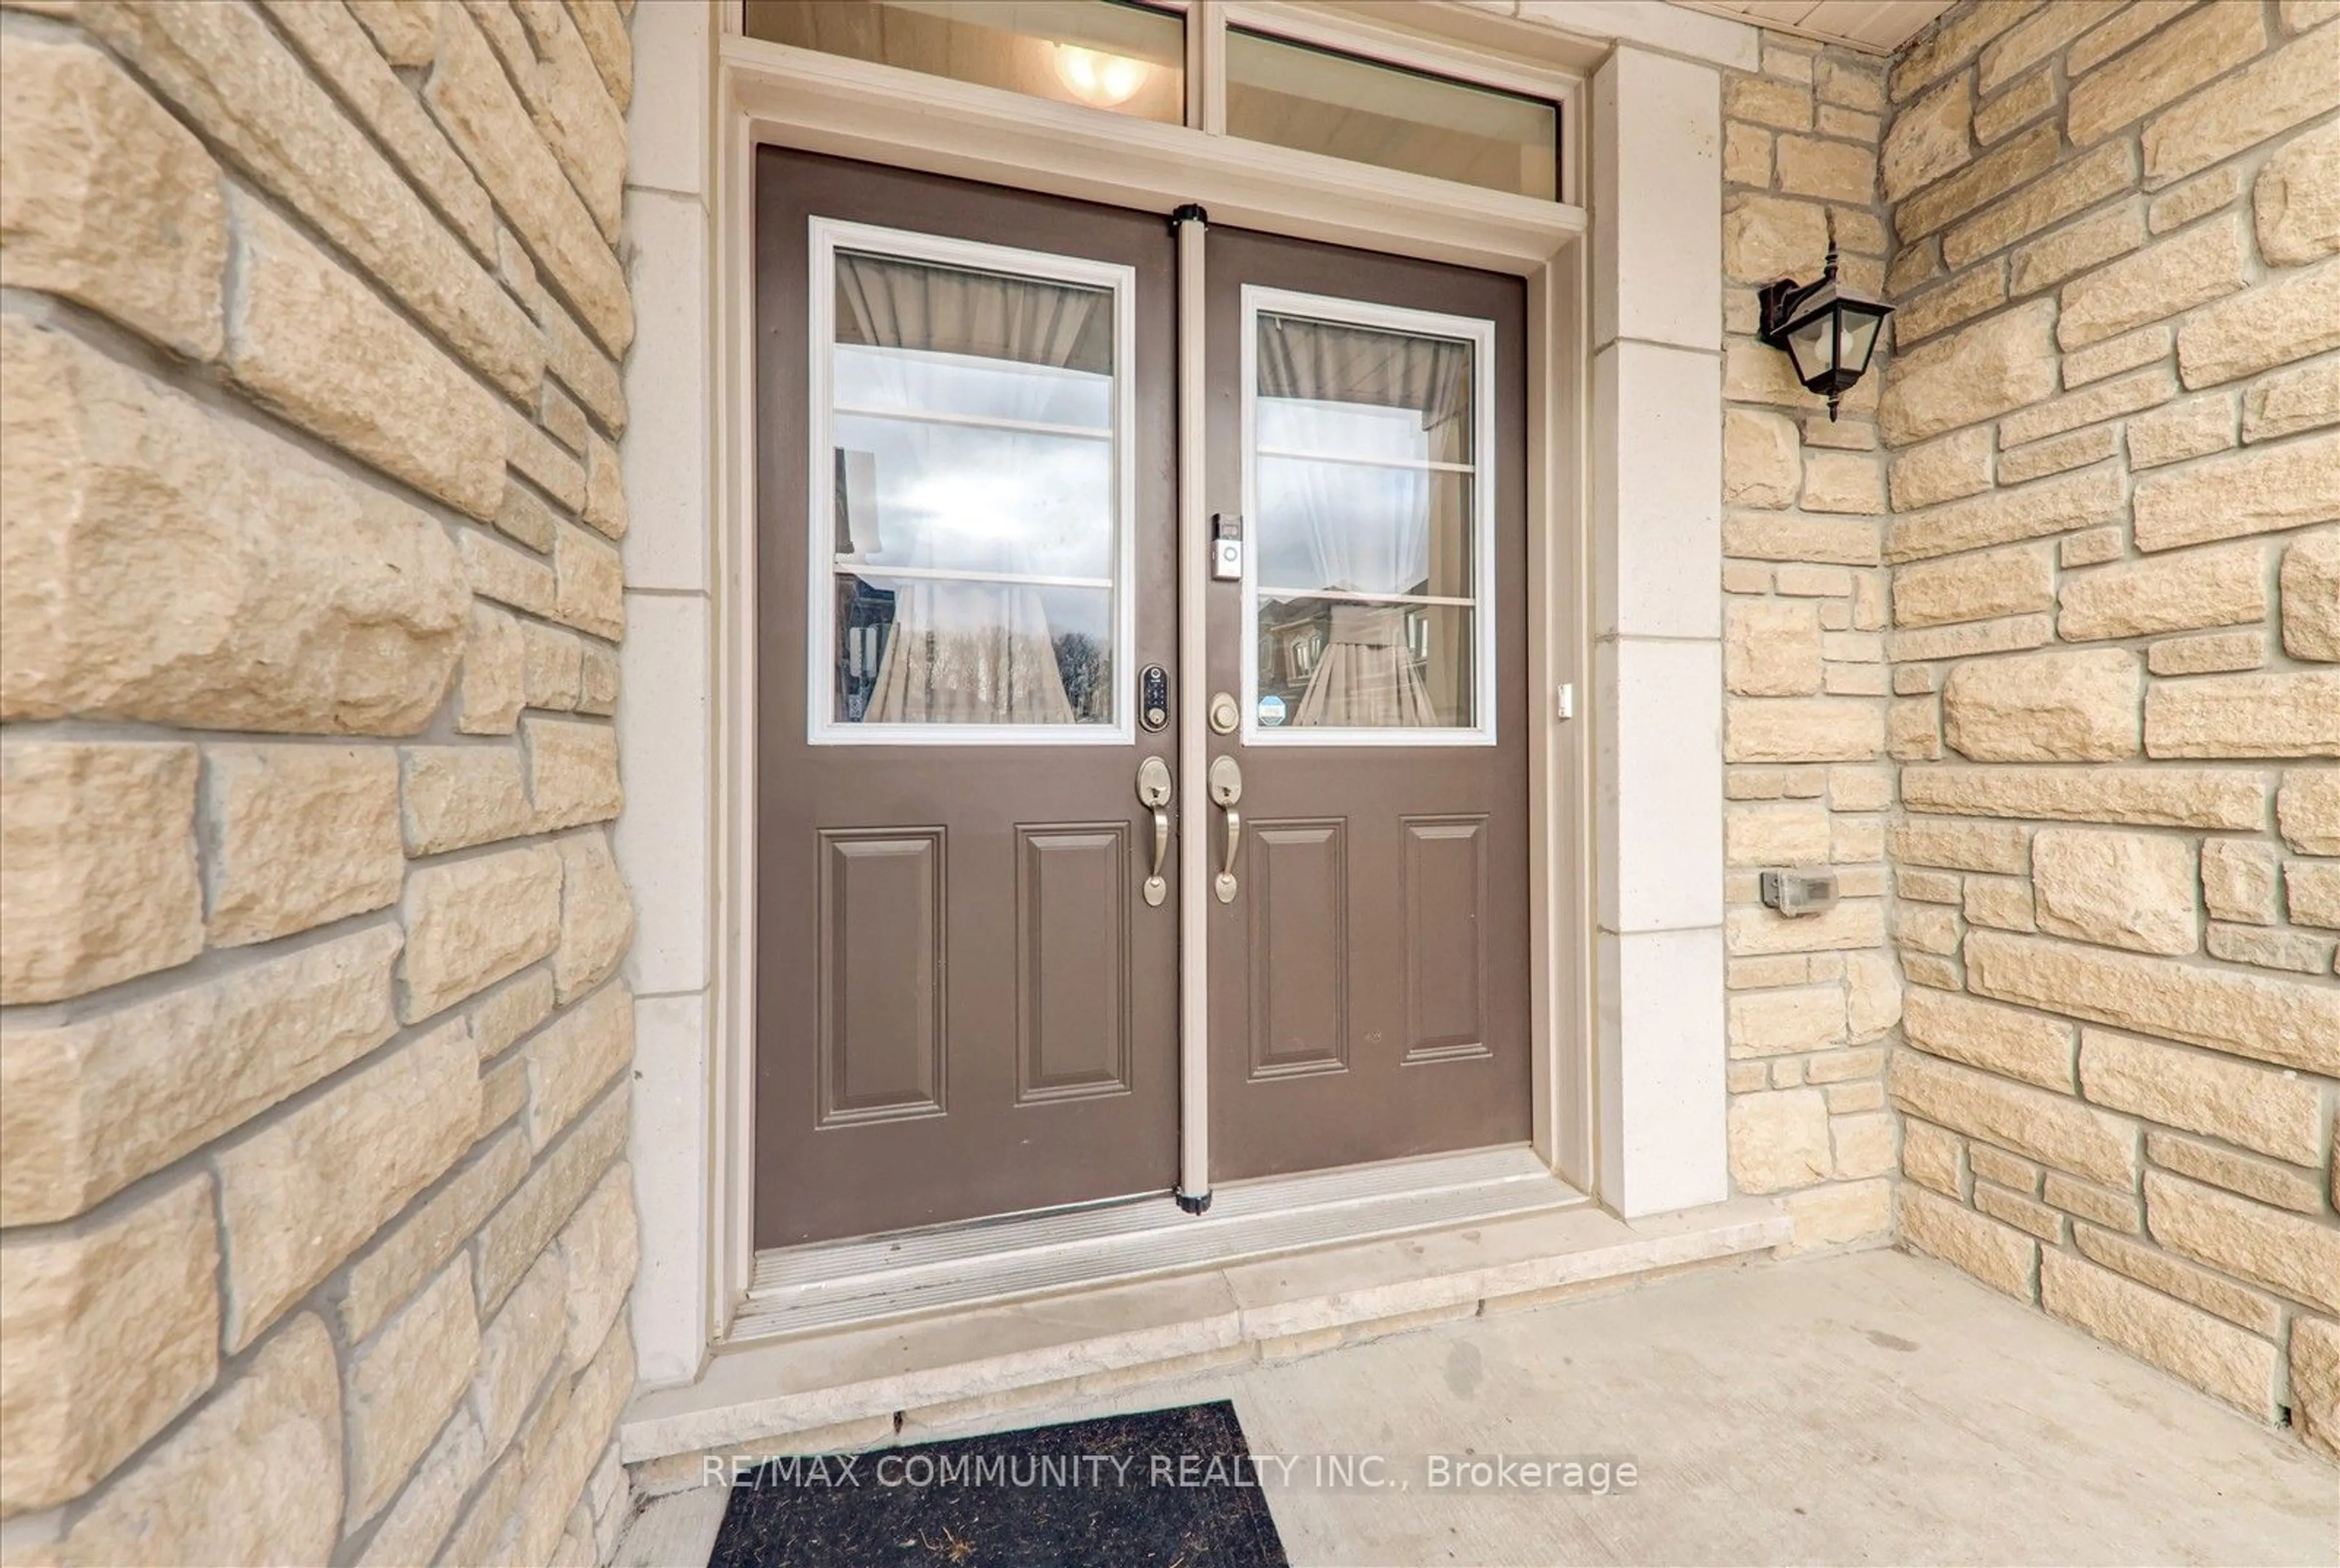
left=808, top=220, right=1136, bottom=743
left=743, top=1, right=1567, bottom=202
left=1243, top=291, right=1497, bottom=746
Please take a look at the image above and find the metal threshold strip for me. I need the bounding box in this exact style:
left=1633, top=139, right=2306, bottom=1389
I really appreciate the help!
left=731, top=1146, right=1584, bottom=1343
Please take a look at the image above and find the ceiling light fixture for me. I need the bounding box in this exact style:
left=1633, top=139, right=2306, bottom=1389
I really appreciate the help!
left=1054, top=43, right=1148, bottom=108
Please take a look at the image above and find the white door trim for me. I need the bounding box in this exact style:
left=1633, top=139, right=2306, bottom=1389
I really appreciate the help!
left=620, top=0, right=1743, bottom=1389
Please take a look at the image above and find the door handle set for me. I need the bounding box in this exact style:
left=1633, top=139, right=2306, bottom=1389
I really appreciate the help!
left=1134, top=754, right=1245, bottom=906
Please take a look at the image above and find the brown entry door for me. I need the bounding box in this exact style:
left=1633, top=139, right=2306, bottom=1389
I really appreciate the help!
left=1202, top=227, right=1531, bottom=1182
left=754, top=152, right=1180, bottom=1247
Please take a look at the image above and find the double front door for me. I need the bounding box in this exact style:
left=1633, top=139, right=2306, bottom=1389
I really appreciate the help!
left=755, top=150, right=1530, bottom=1249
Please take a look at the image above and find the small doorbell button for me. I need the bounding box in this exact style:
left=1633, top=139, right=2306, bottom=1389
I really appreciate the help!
left=1211, top=513, right=1244, bottom=582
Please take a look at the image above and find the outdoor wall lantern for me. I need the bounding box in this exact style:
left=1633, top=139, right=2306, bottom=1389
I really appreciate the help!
left=1757, top=215, right=1892, bottom=420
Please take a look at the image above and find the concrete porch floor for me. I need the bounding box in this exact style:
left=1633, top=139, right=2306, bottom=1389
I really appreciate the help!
left=617, top=1249, right=2338, bottom=1566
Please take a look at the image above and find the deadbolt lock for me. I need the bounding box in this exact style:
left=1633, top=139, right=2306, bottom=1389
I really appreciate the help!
left=1208, top=692, right=1240, bottom=735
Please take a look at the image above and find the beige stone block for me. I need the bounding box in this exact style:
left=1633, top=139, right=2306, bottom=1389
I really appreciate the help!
left=2060, top=526, right=2127, bottom=569
left=1901, top=764, right=2266, bottom=829
left=346, top=1, right=441, bottom=67
left=1729, top=1088, right=1833, bottom=1193
left=471, top=968, right=558, bottom=1061
left=1976, top=70, right=2059, bottom=148
left=1893, top=544, right=2054, bottom=629
left=555, top=830, right=634, bottom=1002
left=346, top=1257, right=479, bottom=1525
left=2150, top=166, right=2244, bottom=236
left=0, top=741, right=199, bottom=1006
left=553, top=524, right=625, bottom=640
left=2060, top=542, right=2269, bottom=645
left=1725, top=698, right=1882, bottom=762
left=341, top=1128, right=530, bottom=1344
left=562, top=0, right=633, bottom=110
left=1887, top=467, right=2124, bottom=563
left=0, top=925, right=401, bottom=1228
left=522, top=620, right=584, bottom=712
left=79, top=0, right=539, bottom=396
left=2244, top=357, right=2340, bottom=445
left=1781, top=1177, right=1892, bottom=1252
left=1888, top=695, right=1943, bottom=760
left=0, top=1173, right=218, bottom=1517
left=1890, top=817, right=2030, bottom=874
left=2041, top=1174, right=2139, bottom=1235
left=507, top=1318, right=635, bottom=1567
left=1943, top=648, right=2143, bottom=762
left=2148, top=630, right=2266, bottom=676
left=2143, top=20, right=2340, bottom=185
left=508, top=407, right=587, bottom=511
left=0, top=35, right=225, bottom=358
left=402, top=745, right=531, bottom=856
left=496, top=475, right=561, bottom=553
left=2148, top=1169, right=2340, bottom=1313
left=2063, top=323, right=2172, bottom=389
left=48, top=1314, right=342, bottom=1565
left=358, top=1406, right=486, bottom=1568
left=1899, top=1185, right=2037, bottom=1300
left=1725, top=898, right=1887, bottom=957
left=2282, top=528, right=2340, bottom=662
left=258, top=0, right=492, bottom=257
left=1902, top=1118, right=1965, bottom=1197
left=2254, top=119, right=2340, bottom=266
left=2176, top=263, right=2340, bottom=390
left=1965, top=928, right=2340, bottom=1075
left=2149, top=1129, right=2326, bottom=1213
left=2041, top=1250, right=2277, bottom=1417
left=1979, top=0, right=2112, bottom=93
left=1882, top=74, right=1970, bottom=200
left=1723, top=194, right=1828, bottom=283
left=475, top=1248, right=566, bottom=1456
left=400, top=843, right=563, bottom=1022
left=1899, top=124, right=2060, bottom=244
left=579, top=642, right=619, bottom=716
left=2202, top=840, right=2282, bottom=926
left=2082, top=1026, right=2325, bottom=1165
left=216, top=1017, right=477, bottom=1350
left=1879, top=298, right=2058, bottom=445
left=1891, top=899, right=1963, bottom=956
left=1996, top=426, right=2117, bottom=488
left=2289, top=859, right=2340, bottom=929
left=1818, top=54, right=1884, bottom=110
left=2012, top=201, right=2146, bottom=297
left=1843, top=951, right=1901, bottom=1043
left=1799, top=452, right=1884, bottom=515
left=1725, top=804, right=1832, bottom=867
left=2069, top=0, right=2194, bottom=74
left=1723, top=408, right=1799, bottom=508
left=1727, top=984, right=1846, bottom=1057
left=1723, top=120, right=1771, bottom=186
left=1943, top=140, right=2136, bottom=270
left=2289, top=1316, right=2340, bottom=1461
left=1962, top=873, right=2036, bottom=932
left=1888, top=613, right=2056, bottom=665
left=475, top=1088, right=626, bottom=1312
left=526, top=980, right=633, bottom=1148
left=1996, top=364, right=2172, bottom=449
left=2056, top=214, right=2249, bottom=350
left=1890, top=1051, right=2138, bottom=1187
left=2278, top=767, right=2340, bottom=853
left=1, top=320, right=467, bottom=733
left=1888, top=0, right=2033, bottom=100
left=1831, top=1111, right=1895, bottom=1180
left=504, top=0, right=628, bottom=241
left=2206, top=919, right=2336, bottom=973
left=1888, top=428, right=1994, bottom=511
left=1725, top=601, right=1823, bottom=697
left=2127, top=392, right=2238, bottom=470
left=1725, top=336, right=1846, bottom=415
left=554, top=1163, right=639, bottom=1367
left=1899, top=870, right=1963, bottom=906
left=425, top=5, right=630, bottom=354
left=1903, top=985, right=2074, bottom=1090
left=1974, top=1180, right=2064, bottom=1241
left=526, top=716, right=624, bottom=831
left=2146, top=670, right=2340, bottom=759
left=204, top=744, right=403, bottom=948
left=1724, top=511, right=1881, bottom=567
left=458, top=601, right=527, bottom=737
left=2067, top=0, right=2266, bottom=146
left=1968, top=1142, right=2041, bottom=1194
left=581, top=430, right=627, bottom=540
left=1726, top=74, right=1812, bottom=131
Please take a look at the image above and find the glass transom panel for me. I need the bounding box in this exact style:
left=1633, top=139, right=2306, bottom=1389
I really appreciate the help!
left=1246, top=299, right=1492, bottom=742
left=817, top=233, right=1130, bottom=739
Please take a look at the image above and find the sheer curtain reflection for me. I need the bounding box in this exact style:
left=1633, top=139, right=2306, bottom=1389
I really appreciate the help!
left=1255, top=315, right=1471, bottom=726
left=836, top=252, right=1114, bottom=725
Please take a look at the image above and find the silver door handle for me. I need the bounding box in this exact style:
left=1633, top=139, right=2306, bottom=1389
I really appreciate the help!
left=1208, top=755, right=1243, bottom=903
left=1136, top=756, right=1172, bottom=907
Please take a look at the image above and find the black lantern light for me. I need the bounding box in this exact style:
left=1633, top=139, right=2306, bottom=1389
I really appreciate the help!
left=1757, top=212, right=1893, bottom=420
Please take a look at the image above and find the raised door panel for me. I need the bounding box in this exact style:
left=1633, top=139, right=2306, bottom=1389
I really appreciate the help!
left=1016, top=825, right=1133, bottom=1103
left=1246, top=819, right=1349, bottom=1080
left=1402, top=815, right=1490, bottom=1064
left=817, top=829, right=946, bottom=1126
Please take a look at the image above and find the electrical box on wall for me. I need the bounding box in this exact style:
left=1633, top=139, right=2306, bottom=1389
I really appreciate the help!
left=1760, top=868, right=1838, bottom=918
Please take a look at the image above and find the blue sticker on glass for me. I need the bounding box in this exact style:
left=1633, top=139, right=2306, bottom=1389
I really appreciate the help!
left=1257, top=694, right=1288, bottom=727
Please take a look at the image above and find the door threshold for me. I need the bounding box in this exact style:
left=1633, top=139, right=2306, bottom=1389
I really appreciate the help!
left=734, top=1147, right=1578, bottom=1343
left=621, top=1194, right=1792, bottom=1475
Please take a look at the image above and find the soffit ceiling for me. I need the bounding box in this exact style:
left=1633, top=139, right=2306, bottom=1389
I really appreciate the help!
left=1670, top=0, right=1957, bottom=54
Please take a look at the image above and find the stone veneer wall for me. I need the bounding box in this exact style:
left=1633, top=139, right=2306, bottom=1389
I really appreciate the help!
left=1715, top=37, right=1907, bottom=1251
left=1871, top=0, right=2339, bottom=1455
left=1, top=1, right=645, bottom=1559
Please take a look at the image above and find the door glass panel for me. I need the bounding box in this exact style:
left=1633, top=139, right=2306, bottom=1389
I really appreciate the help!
left=819, top=241, right=1127, bottom=737
left=1247, top=304, right=1489, bottom=740
left=1226, top=27, right=1559, bottom=200
left=745, top=1, right=1186, bottom=126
